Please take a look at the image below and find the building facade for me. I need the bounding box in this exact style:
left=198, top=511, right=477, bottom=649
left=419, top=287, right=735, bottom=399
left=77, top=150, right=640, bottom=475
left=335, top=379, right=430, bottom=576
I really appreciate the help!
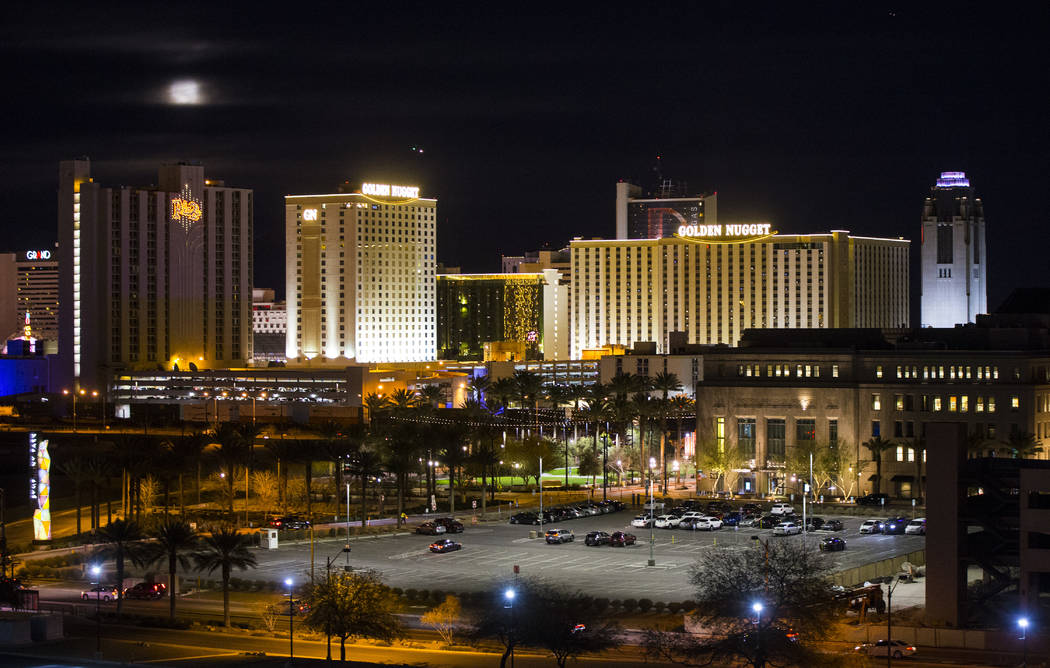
left=58, top=159, right=253, bottom=390
left=437, top=269, right=569, bottom=361
left=695, top=325, right=1050, bottom=498
left=285, top=182, right=436, bottom=363
left=920, top=171, right=987, bottom=328
left=615, top=180, right=717, bottom=240
left=570, top=230, right=909, bottom=357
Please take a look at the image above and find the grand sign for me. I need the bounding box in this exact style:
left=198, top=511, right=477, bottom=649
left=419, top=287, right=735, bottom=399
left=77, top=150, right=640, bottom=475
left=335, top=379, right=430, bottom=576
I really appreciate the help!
left=677, top=223, right=773, bottom=238
left=362, top=183, right=420, bottom=198
left=25, top=250, right=52, bottom=260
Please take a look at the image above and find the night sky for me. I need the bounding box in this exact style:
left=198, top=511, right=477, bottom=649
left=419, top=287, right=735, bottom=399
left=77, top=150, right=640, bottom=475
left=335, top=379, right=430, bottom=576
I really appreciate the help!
left=2, top=3, right=1047, bottom=318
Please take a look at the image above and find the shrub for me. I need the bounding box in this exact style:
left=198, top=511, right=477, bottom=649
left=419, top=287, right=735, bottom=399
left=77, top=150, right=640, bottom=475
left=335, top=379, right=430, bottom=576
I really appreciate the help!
left=654, top=601, right=666, bottom=613
left=405, top=588, right=418, bottom=601
left=609, top=599, right=621, bottom=609
left=622, top=598, right=637, bottom=612
left=392, top=587, right=404, bottom=597
left=593, top=597, right=609, bottom=613
left=681, top=600, right=696, bottom=612
left=638, top=598, right=653, bottom=613
left=667, top=601, right=682, bottom=614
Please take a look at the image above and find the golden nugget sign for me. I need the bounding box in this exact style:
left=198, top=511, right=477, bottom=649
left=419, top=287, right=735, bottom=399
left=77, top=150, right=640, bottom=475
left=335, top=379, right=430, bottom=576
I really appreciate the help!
left=677, top=223, right=773, bottom=238
left=172, top=197, right=203, bottom=222
left=362, top=183, right=420, bottom=198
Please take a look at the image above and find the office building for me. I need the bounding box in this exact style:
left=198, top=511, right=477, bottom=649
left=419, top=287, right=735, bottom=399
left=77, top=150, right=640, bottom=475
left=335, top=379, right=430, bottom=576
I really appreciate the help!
left=615, top=179, right=717, bottom=240
left=252, top=288, right=286, bottom=365
left=58, top=159, right=253, bottom=390
left=921, top=171, right=987, bottom=327
left=570, top=229, right=909, bottom=357
left=0, top=248, right=59, bottom=345
left=437, top=269, right=569, bottom=361
left=285, top=181, right=437, bottom=364
left=501, top=245, right=571, bottom=275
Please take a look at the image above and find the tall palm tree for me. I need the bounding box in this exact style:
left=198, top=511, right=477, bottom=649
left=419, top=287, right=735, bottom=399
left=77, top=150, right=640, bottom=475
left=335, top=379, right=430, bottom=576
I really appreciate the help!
left=669, top=395, right=695, bottom=485
left=467, top=374, right=492, bottom=405
left=363, top=392, right=389, bottom=426
left=418, top=385, right=443, bottom=410
left=58, top=455, right=91, bottom=536
left=650, top=372, right=682, bottom=493
left=862, top=436, right=895, bottom=496
left=489, top=377, right=517, bottom=414
left=348, top=447, right=384, bottom=527
left=193, top=526, right=258, bottom=628
left=294, top=439, right=324, bottom=521
left=95, top=519, right=147, bottom=617
left=213, top=423, right=249, bottom=522
left=169, top=432, right=208, bottom=516
left=512, top=370, right=544, bottom=430
left=265, top=439, right=297, bottom=513
left=146, top=520, right=198, bottom=619
left=581, top=397, right=609, bottom=491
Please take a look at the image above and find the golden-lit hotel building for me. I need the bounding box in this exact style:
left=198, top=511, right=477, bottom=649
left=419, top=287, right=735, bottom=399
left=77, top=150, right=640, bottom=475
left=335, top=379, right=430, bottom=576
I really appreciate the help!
left=285, top=182, right=437, bottom=364
left=58, top=159, right=253, bottom=390
left=570, top=228, right=909, bottom=357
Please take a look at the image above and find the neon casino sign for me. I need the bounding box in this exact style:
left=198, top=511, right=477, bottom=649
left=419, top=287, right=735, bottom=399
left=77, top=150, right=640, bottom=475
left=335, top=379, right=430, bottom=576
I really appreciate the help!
left=676, top=223, right=775, bottom=243
left=362, top=183, right=420, bottom=198
left=172, top=197, right=203, bottom=222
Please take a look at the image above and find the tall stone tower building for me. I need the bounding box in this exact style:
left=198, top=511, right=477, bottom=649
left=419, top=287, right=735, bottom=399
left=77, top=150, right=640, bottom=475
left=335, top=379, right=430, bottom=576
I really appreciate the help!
left=920, top=172, right=987, bottom=328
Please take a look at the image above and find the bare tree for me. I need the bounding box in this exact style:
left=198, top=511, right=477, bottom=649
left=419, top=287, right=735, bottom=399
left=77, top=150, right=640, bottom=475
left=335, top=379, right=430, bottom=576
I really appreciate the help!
left=421, top=594, right=461, bottom=646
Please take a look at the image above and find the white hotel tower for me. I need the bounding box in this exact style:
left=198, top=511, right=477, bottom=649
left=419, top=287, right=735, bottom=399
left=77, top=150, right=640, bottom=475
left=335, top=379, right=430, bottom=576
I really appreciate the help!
left=920, top=171, right=988, bottom=328
left=285, top=182, right=437, bottom=363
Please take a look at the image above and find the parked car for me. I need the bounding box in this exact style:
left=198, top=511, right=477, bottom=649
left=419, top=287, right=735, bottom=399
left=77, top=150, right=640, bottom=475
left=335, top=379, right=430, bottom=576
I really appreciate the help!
left=773, top=521, right=801, bottom=536
left=433, top=517, right=464, bottom=533
left=819, top=537, right=847, bottom=552
left=609, top=531, right=636, bottom=547
left=81, top=585, right=119, bottom=602
left=854, top=639, right=917, bottom=658
left=584, top=531, right=611, bottom=546
left=905, top=518, right=926, bottom=535
left=270, top=515, right=311, bottom=530
left=654, top=514, right=681, bottom=529
left=722, top=511, right=744, bottom=526
left=881, top=516, right=910, bottom=535
left=857, top=493, right=890, bottom=506
left=705, top=500, right=731, bottom=513
left=695, top=516, right=724, bottom=530
left=125, top=582, right=166, bottom=600
left=678, top=511, right=704, bottom=524
left=804, top=517, right=825, bottom=531
left=859, top=519, right=885, bottom=534
left=429, top=538, right=462, bottom=553
left=741, top=503, right=762, bottom=514
left=643, top=499, right=667, bottom=511
left=757, top=514, right=782, bottom=529
left=509, top=512, right=537, bottom=525
left=822, top=519, right=845, bottom=532
left=739, top=513, right=763, bottom=527
left=631, top=515, right=653, bottom=528
left=770, top=503, right=795, bottom=515
left=545, top=528, right=575, bottom=544
left=415, top=522, right=447, bottom=535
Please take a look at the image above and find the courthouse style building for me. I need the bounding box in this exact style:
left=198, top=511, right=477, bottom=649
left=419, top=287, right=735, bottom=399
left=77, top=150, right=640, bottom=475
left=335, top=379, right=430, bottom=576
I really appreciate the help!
left=58, top=159, right=253, bottom=389
left=570, top=229, right=909, bottom=358
left=285, top=181, right=437, bottom=364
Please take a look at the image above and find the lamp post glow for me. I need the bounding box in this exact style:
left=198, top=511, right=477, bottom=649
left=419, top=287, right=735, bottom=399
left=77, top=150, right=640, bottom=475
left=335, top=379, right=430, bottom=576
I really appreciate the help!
left=92, top=564, right=102, bottom=657
left=285, top=578, right=294, bottom=662
left=505, top=588, right=517, bottom=668
left=1019, top=617, right=1029, bottom=667
left=648, top=456, right=656, bottom=567
left=752, top=602, right=763, bottom=667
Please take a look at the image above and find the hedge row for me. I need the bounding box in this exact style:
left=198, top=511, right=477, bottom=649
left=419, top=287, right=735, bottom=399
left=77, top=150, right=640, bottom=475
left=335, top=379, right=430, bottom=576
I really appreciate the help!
left=392, top=587, right=697, bottom=613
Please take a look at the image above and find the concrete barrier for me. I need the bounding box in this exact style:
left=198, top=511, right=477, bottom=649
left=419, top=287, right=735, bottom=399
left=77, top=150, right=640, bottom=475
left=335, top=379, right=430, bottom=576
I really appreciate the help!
left=831, top=550, right=925, bottom=587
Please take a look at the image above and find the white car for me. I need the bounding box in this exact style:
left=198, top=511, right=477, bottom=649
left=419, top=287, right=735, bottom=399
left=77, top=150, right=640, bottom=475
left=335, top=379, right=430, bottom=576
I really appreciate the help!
left=631, top=515, right=653, bottom=528
left=695, top=516, right=723, bottom=530
left=642, top=500, right=666, bottom=511
left=773, top=521, right=801, bottom=536
left=678, top=511, right=704, bottom=523
left=860, top=519, right=885, bottom=534
left=770, top=503, right=795, bottom=515
left=904, top=518, right=926, bottom=535
left=654, top=515, right=681, bottom=528
left=854, top=640, right=917, bottom=658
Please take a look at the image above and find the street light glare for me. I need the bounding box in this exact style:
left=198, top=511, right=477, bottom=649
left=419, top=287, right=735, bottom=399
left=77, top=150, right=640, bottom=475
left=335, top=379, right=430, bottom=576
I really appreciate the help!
left=284, top=577, right=293, bottom=587
left=1018, top=617, right=1029, bottom=629
left=91, top=565, right=101, bottom=575
left=752, top=602, right=763, bottom=613
left=504, top=588, right=516, bottom=600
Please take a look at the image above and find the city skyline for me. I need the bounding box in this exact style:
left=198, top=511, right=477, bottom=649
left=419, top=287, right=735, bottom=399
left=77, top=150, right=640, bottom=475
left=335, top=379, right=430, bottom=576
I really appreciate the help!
left=1, top=4, right=1046, bottom=318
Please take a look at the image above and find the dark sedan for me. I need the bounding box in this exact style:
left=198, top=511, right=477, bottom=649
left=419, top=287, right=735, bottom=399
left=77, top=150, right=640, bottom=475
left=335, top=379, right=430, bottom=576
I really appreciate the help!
left=415, top=522, right=447, bottom=535
left=819, top=537, right=846, bottom=552
left=585, top=531, right=611, bottom=546
left=609, top=531, right=637, bottom=547
left=509, top=512, right=537, bottom=525
left=757, top=514, right=781, bottom=529
left=822, top=519, right=844, bottom=532
left=429, top=538, right=462, bottom=553
left=881, top=516, right=910, bottom=535
left=433, top=517, right=464, bottom=533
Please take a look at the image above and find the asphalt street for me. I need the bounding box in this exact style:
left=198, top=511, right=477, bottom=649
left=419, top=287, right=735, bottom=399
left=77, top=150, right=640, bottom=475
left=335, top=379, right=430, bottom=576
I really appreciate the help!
left=247, top=510, right=925, bottom=600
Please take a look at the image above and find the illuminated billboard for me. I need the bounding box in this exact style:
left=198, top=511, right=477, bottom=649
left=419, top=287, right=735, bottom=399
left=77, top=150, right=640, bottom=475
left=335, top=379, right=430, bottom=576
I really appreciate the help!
left=28, top=432, right=51, bottom=541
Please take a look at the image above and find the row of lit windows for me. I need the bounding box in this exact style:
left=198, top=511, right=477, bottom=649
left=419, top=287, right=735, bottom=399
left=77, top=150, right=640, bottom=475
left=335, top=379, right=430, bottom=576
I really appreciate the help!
left=876, top=364, right=1001, bottom=380
left=872, top=393, right=1017, bottom=412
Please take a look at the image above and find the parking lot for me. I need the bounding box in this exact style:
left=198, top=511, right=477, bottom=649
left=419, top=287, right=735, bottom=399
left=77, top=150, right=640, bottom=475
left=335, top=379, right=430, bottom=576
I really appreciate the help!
left=250, top=509, right=926, bottom=601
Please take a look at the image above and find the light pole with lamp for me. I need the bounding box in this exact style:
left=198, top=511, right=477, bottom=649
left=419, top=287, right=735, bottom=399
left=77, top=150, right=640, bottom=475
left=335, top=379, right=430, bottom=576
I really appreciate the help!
left=62, top=388, right=86, bottom=432
left=285, top=577, right=294, bottom=663
left=1018, top=617, right=1029, bottom=668
left=885, top=575, right=902, bottom=668
left=752, top=602, right=764, bottom=668
left=504, top=588, right=517, bottom=668
left=647, top=456, right=656, bottom=567
left=92, top=564, right=102, bottom=657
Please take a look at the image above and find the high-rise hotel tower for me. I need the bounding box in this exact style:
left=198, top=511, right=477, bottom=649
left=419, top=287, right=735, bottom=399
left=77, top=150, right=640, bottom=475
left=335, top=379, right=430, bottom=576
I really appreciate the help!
left=58, top=159, right=253, bottom=390
left=285, top=182, right=437, bottom=363
left=920, top=171, right=987, bottom=328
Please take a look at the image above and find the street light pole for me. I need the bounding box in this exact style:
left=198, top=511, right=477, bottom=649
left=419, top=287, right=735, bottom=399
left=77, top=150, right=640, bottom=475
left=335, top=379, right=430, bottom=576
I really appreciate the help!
left=285, top=578, right=294, bottom=663
left=92, top=564, right=102, bottom=658
left=504, top=588, right=516, bottom=668
left=752, top=602, right=764, bottom=668
left=602, top=431, right=608, bottom=501
left=886, top=575, right=901, bottom=668
left=648, top=456, right=656, bottom=567
left=1018, top=617, right=1029, bottom=668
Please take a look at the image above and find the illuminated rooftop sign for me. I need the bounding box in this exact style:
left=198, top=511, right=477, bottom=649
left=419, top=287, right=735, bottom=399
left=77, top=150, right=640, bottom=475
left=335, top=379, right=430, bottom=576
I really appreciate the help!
left=25, top=250, right=52, bottom=260
left=677, top=223, right=773, bottom=239
left=362, top=183, right=420, bottom=198
left=303, top=209, right=318, bottom=221
left=936, top=172, right=970, bottom=188
left=172, top=197, right=202, bottom=222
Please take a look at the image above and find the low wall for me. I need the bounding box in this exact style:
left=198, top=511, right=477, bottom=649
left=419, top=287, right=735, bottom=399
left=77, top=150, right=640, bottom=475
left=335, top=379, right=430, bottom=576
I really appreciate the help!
left=830, top=550, right=925, bottom=588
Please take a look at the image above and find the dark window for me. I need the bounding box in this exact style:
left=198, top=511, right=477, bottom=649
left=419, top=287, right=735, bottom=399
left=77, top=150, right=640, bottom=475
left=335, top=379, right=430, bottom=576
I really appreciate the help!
left=795, top=419, right=816, bottom=442
left=872, top=420, right=881, bottom=438
left=937, top=224, right=953, bottom=264
left=828, top=419, right=838, bottom=444
left=738, top=418, right=756, bottom=458
left=767, top=419, right=786, bottom=459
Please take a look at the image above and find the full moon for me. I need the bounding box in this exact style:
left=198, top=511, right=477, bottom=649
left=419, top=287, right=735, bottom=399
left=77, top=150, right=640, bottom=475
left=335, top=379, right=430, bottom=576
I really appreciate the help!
left=167, top=79, right=203, bottom=105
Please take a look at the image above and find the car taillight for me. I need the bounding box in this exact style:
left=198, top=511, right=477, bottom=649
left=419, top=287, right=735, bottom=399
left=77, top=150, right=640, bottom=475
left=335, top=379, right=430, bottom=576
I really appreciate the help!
left=907, top=646, right=915, bottom=651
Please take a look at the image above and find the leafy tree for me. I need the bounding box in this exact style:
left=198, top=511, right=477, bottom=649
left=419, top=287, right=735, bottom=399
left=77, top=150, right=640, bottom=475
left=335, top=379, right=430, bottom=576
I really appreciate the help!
left=643, top=541, right=840, bottom=668
left=421, top=594, right=461, bottom=646
left=699, top=443, right=745, bottom=493
left=302, top=569, right=404, bottom=662
left=862, top=436, right=895, bottom=495
left=817, top=442, right=854, bottom=499
left=169, top=432, right=208, bottom=514
left=1001, top=431, right=1043, bottom=459
left=348, top=447, right=384, bottom=527
left=471, top=580, right=621, bottom=668
left=145, top=520, right=198, bottom=619
left=506, top=435, right=559, bottom=486
left=193, top=525, right=258, bottom=627
left=576, top=446, right=602, bottom=487
left=94, top=519, right=148, bottom=616
left=213, top=423, right=249, bottom=522
left=57, top=455, right=91, bottom=536
left=251, top=470, right=280, bottom=515
left=489, top=376, right=517, bottom=413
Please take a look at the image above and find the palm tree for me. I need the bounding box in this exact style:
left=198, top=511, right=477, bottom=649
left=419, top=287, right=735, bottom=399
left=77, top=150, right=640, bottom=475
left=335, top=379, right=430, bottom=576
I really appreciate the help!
left=146, top=520, right=198, bottom=619
left=580, top=397, right=609, bottom=490
left=467, top=374, right=492, bottom=405
left=193, top=525, right=258, bottom=628
left=489, top=377, right=517, bottom=414
left=58, top=455, right=91, bottom=536
left=265, top=439, right=297, bottom=513
left=512, top=370, right=544, bottom=430
left=94, top=519, right=147, bottom=616
left=389, top=388, right=417, bottom=412
left=650, top=372, right=682, bottom=493
left=169, top=432, right=208, bottom=516
left=669, top=395, right=695, bottom=485
left=213, top=423, right=249, bottom=522
left=1001, top=431, right=1042, bottom=459
left=364, top=392, right=389, bottom=425
left=348, top=447, right=384, bottom=527
left=294, top=439, right=324, bottom=521
left=862, top=436, right=895, bottom=496
left=418, top=385, right=443, bottom=410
